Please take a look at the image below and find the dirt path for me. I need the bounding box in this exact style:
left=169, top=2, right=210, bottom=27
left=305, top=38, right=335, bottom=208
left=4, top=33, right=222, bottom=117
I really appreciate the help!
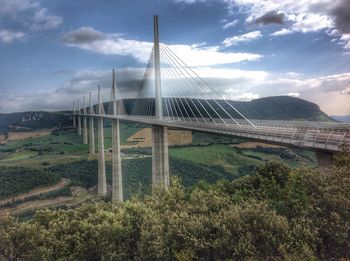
left=0, top=178, right=71, bottom=207
left=0, top=193, right=97, bottom=216
left=0, top=196, right=73, bottom=215
left=0, top=185, right=97, bottom=216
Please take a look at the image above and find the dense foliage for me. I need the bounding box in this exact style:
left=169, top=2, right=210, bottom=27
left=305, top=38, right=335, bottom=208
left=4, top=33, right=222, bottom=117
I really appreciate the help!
left=49, top=158, right=235, bottom=200
left=0, top=149, right=349, bottom=260
left=0, top=167, right=60, bottom=199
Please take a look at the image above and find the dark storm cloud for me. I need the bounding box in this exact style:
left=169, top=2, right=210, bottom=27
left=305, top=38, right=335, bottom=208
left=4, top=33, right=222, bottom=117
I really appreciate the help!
left=255, top=11, right=285, bottom=25
left=332, top=0, right=350, bottom=34
left=61, top=27, right=106, bottom=44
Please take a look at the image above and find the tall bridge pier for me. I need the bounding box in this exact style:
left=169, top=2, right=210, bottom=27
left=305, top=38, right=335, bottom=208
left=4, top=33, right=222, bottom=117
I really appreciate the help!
left=97, top=85, right=107, bottom=196
left=77, top=99, right=82, bottom=136
left=152, top=126, right=170, bottom=186
left=89, top=92, right=95, bottom=155
left=111, top=70, right=123, bottom=201
left=152, top=15, right=170, bottom=187
left=72, top=101, right=76, bottom=127
left=83, top=97, right=88, bottom=145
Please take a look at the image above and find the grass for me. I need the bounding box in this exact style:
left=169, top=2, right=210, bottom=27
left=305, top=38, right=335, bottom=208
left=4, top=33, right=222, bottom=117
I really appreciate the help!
left=3, top=150, right=38, bottom=161
left=170, top=144, right=317, bottom=176
left=170, top=144, right=261, bottom=175
left=0, top=122, right=318, bottom=208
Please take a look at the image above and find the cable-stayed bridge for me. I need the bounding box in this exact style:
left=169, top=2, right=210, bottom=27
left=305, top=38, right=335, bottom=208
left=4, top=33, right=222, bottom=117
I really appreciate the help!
left=71, top=16, right=350, bottom=201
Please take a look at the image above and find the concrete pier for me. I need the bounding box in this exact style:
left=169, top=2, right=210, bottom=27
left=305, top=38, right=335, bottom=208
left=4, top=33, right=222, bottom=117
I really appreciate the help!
left=83, top=97, right=88, bottom=145
left=112, top=119, right=123, bottom=201
left=152, top=125, right=170, bottom=186
left=111, top=69, right=123, bottom=201
left=151, top=16, right=169, bottom=187
left=73, top=101, right=76, bottom=127
left=97, top=86, right=107, bottom=196
left=77, top=100, right=82, bottom=136
left=89, top=92, right=95, bottom=155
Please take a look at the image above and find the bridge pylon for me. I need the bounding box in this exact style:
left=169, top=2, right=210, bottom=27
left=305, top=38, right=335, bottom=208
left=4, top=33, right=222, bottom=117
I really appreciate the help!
left=89, top=92, right=95, bottom=155
left=152, top=15, right=170, bottom=187
left=111, top=69, right=123, bottom=201
left=83, top=96, right=88, bottom=145
left=97, top=85, right=107, bottom=196
left=72, top=100, right=76, bottom=127
left=77, top=99, right=82, bottom=136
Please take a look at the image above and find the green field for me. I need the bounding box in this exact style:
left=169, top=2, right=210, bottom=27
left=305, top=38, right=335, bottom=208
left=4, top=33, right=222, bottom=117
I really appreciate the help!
left=0, top=122, right=318, bottom=209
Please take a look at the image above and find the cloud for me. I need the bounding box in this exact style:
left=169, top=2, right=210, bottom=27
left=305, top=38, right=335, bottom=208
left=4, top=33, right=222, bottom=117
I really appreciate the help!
left=222, top=31, right=262, bottom=46
left=192, top=67, right=268, bottom=81
left=173, top=0, right=211, bottom=4
left=289, top=13, right=333, bottom=33
left=62, top=27, right=263, bottom=66
left=0, top=68, right=146, bottom=112
left=286, top=92, right=300, bottom=97
left=331, top=0, right=350, bottom=34
left=255, top=11, right=285, bottom=25
left=270, top=28, right=293, bottom=36
left=62, top=27, right=106, bottom=44
left=340, top=34, right=350, bottom=49
left=0, top=0, right=62, bottom=43
left=173, top=0, right=350, bottom=49
left=1, top=66, right=350, bottom=115
left=0, top=29, right=25, bottom=43
left=257, top=72, right=350, bottom=114
left=29, top=8, right=62, bottom=31
left=167, top=44, right=262, bottom=66
left=0, top=0, right=39, bottom=15
left=62, top=28, right=153, bottom=63
left=222, top=19, right=239, bottom=29
left=224, top=90, right=260, bottom=100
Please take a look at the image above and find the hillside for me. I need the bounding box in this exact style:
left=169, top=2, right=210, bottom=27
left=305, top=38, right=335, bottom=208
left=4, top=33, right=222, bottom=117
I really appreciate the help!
left=0, top=96, right=331, bottom=134
left=0, top=111, right=71, bottom=133
left=231, top=96, right=333, bottom=121
left=122, top=96, right=333, bottom=121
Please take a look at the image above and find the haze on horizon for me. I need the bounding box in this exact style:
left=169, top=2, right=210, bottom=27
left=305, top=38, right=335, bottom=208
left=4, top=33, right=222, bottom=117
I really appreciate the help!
left=0, top=0, right=349, bottom=115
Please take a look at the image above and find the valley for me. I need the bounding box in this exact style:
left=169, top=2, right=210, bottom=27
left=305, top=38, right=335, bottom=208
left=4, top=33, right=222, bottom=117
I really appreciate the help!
left=0, top=120, right=317, bottom=218
left=0, top=97, right=329, bottom=218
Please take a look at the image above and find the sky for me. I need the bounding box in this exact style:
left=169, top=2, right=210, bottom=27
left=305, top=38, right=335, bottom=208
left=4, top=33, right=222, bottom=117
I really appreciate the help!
left=0, top=0, right=349, bottom=115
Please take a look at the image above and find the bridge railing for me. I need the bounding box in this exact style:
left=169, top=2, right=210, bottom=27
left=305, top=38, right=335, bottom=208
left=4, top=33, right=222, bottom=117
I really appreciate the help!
left=75, top=113, right=350, bottom=152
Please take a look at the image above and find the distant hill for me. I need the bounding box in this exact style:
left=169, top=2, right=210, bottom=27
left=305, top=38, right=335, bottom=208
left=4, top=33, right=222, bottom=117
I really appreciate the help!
left=122, top=96, right=333, bottom=122
left=331, top=115, right=350, bottom=123
left=0, top=96, right=332, bottom=134
left=231, top=96, right=333, bottom=121
left=0, top=111, right=71, bottom=133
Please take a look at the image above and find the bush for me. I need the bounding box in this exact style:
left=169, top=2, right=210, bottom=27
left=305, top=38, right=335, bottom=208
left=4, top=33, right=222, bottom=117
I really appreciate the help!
left=0, top=167, right=60, bottom=199
left=0, top=150, right=349, bottom=260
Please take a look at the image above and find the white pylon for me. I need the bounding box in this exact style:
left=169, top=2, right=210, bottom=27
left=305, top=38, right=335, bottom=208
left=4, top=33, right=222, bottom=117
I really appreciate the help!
left=97, top=85, right=107, bottom=196
left=77, top=99, right=82, bottom=136
left=83, top=96, right=88, bottom=145
left=111, top=69, right=123, bottom=201
left=89, top=92, right=95, bottom=155
left=73, top=100, right=76, bottom=127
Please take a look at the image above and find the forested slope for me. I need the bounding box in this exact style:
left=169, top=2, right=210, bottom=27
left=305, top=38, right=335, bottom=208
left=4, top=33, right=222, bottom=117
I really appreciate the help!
left=0, top=148, right=349, bottom=260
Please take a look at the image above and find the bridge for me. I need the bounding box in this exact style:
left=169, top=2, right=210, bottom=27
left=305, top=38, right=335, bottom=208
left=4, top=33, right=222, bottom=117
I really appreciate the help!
left=71, top=16, right=350, bottom=201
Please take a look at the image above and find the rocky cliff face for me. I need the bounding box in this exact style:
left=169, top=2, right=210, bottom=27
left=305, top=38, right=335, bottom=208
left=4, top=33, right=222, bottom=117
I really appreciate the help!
left=22, top=112, right=45, bottom=122
left=0, top=111, right=71, bottom=133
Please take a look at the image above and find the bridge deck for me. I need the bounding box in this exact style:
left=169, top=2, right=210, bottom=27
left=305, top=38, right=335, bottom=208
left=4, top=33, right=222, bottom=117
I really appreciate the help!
left=75, top=114, right=350, bottom=152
